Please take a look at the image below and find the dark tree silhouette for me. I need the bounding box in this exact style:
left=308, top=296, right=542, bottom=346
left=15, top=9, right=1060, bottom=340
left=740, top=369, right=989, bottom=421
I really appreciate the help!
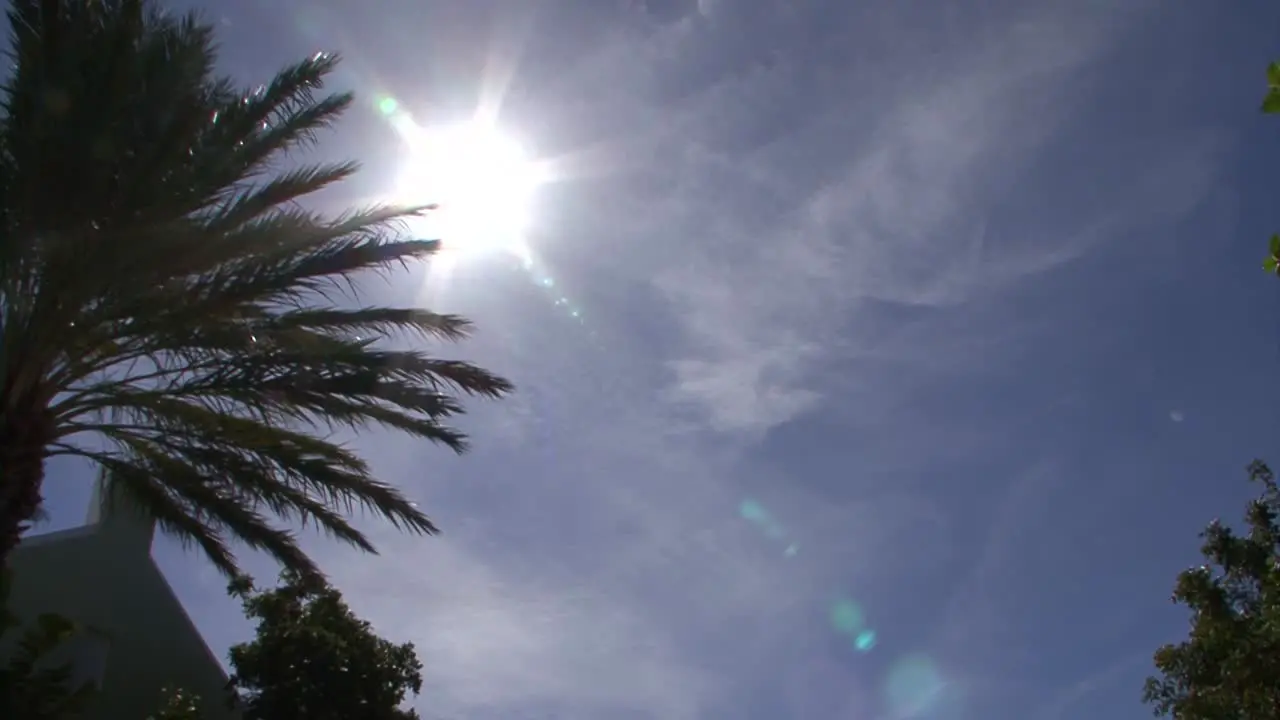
left=1143, top=461, right=1280, bottom=719
left=228, top=572, right=423, bottom=720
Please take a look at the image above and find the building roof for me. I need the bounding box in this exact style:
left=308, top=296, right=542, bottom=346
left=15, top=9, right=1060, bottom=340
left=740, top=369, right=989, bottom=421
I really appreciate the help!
left=6, top=475, right=238, bottom=719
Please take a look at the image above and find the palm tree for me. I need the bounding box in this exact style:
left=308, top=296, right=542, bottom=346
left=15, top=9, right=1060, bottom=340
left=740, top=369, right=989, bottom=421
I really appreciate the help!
left=0, top=0, right=513, bottom=579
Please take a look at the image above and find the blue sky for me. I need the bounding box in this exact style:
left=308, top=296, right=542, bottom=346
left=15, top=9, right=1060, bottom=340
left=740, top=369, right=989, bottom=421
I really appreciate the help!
left=36, top=0, right=1280, bottom=718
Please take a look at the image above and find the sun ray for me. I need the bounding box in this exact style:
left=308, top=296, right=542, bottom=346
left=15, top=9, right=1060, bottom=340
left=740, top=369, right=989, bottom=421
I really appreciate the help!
left=474, top=9, right=533, bottom=129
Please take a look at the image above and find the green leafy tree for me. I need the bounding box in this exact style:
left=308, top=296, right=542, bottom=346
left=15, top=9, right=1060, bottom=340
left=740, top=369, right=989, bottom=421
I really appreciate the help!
left=146, top=687, right=204, bottom=720
left=0, top=571, right=96, bottom=719
left=227, top=571, right=423, bottom=720
left=1262, top=63, right=1280, bottom=275
left=1143, top=460, right=1280, bottom=719
left=0, top=0, right=512, bottom=576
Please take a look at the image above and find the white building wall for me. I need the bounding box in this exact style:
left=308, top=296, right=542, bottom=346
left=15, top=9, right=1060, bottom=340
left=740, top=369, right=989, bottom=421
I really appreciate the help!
left=5, top=478, right=238, bottom=719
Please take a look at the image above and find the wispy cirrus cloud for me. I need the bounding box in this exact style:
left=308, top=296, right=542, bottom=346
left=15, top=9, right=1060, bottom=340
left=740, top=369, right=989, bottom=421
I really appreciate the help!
left=644, top=1, right=1185, bottom=436
left=331, top=534, right=715, bottom=719
left=114, top=2, right=1233, bottom=720
left=315, top=2, right=1220, bottom=718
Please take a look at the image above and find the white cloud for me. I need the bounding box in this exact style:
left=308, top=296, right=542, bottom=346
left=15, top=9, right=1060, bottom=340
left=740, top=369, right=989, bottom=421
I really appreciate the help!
left=329, top=537, right=714, bottom=719
left=255, top=362, right=950, bottom=720
left=931, top=462, right=1065, bottom=662
left=135, top=3, right=1223, bottom=720
left=1032, top=653, right=1149, bottom=720
left=243, top=397, right=826, bottom=718
left=641, top=1, right=1188, bottom=436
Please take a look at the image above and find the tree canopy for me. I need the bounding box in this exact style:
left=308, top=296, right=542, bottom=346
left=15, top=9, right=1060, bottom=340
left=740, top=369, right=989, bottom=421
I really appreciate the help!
left=227, top=571, right=423, bottom=720
left=1262, top=62, right=1280, bottom=277
left=146, top=687, right=204, bottom=720
left=0, top=570, right=95, bottom=719
left=1143, top=460, right=1280, bottom=719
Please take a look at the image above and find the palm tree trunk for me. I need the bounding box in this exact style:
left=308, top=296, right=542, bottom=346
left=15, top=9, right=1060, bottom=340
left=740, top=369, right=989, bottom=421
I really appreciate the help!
left=0, top=406, right=52, bottom=565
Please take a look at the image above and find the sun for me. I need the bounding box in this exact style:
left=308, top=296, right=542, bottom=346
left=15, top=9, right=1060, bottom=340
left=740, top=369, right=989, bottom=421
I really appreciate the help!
left=392, top=120, right=540, bottom=262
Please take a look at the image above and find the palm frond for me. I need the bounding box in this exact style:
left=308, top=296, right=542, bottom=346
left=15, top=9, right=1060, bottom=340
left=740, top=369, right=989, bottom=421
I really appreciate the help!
left=0, top=0, right=514, bottom=580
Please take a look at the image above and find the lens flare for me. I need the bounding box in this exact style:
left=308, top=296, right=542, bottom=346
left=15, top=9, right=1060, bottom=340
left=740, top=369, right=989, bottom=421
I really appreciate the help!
left=854, top=630, right=876, bottom=652
left=830, top=600, right=865, bottom=634
left=886, top=656, right=947, bottom=718
left=740, top=497, right=882, bottom=655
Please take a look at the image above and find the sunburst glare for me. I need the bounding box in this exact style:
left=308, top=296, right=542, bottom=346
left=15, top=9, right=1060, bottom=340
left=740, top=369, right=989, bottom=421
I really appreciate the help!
left=374, top=96, right=593, bottom=329
left=388, top=110, right=544, bottom=269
